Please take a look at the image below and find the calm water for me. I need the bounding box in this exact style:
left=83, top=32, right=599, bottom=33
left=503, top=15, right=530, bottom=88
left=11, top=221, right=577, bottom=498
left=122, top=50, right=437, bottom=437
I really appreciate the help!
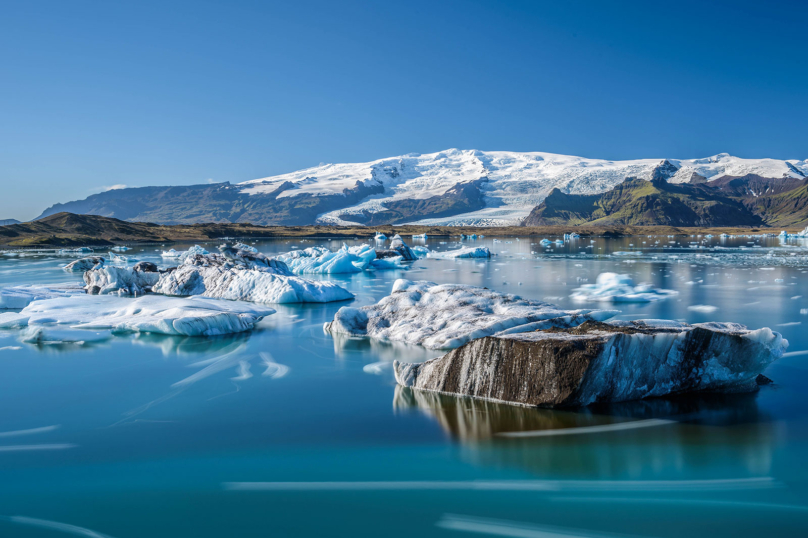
left=1, top=234, right=807, bottom=537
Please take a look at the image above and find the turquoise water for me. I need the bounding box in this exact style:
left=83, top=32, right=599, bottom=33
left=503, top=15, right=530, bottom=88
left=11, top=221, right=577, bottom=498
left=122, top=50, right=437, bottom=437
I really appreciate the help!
left=1, top=235, right=807, bottom=537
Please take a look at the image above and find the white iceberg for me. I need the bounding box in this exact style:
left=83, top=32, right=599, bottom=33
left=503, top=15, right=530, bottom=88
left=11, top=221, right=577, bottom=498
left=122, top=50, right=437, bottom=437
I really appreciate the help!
left=0, top=284, right=86, bottom=310
left=412, top=233, right=428, bottom=240
left=152, top=252, right=353, bottom=303
left=375, top=232, right=387, bottom=241
left=0, top=295, right=275, bottom=337
left=426, top=246, right=491, bottom=259
left=324, top=279, right=617, bottom=350
left=571, top=273, right=678, bottom=303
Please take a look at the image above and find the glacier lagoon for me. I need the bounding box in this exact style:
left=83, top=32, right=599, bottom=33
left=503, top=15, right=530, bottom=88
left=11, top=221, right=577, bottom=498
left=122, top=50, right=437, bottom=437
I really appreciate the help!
left=1, top=234, right=808, bottom=537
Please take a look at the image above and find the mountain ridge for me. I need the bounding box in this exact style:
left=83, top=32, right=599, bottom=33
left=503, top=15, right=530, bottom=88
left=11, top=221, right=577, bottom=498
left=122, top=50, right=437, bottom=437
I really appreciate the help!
left=37, top=149, right=808, bottom=227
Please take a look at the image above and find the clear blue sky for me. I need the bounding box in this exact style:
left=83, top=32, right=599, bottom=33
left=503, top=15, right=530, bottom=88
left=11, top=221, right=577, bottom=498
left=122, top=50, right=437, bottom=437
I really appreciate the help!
left=2, top=0, right=807, bottom=221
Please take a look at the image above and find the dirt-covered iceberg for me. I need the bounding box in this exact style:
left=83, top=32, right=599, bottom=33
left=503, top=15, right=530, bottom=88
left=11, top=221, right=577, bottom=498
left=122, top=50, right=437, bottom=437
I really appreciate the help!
left=393, top=320, right=787, bottom=407
left=324, top=279, right=617, bottom=350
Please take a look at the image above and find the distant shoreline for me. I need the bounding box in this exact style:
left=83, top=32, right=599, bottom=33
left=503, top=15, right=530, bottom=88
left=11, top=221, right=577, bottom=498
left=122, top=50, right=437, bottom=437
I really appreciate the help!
left=0, top=212, right=803, bottom=249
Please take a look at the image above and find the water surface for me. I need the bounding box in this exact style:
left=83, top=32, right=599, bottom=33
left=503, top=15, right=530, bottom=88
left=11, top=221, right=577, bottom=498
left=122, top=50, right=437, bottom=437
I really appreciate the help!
left=1, top=234, right=807, bottom=537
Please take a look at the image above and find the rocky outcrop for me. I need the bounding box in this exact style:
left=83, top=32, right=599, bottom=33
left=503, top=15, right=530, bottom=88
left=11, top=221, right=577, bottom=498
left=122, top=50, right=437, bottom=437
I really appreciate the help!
left=393, top=320, right=787, bottom=408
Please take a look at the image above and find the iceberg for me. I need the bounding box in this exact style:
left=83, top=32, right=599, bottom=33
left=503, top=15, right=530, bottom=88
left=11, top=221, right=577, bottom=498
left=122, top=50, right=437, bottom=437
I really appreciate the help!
left=0, top=295, right=275, bottom=337
left=426, top=246, right=491, bottom=259
left=84, top=263, right=162, bottom=295
left=324, top=279, right=616, bottom=350
left=411, top=233, right=428, bottom=240
left=376, top=236, right=418, bottom=262
left=161, top=245, right=209, bottom=261
left=375, top=232, right=387, bottom=241
left=394, top=319, right=788, bottom=407
left=63, top=256, right=105, bottom=272
left=152, top=252, right=353, bottom=303
left=571, top=273, right=678, bottom=303
left=277, top=244, right=375, bottom=274
left=0, top=284, right=86, bottom=309
left=233, top=242, right=258, bottom=253
left=411, top=246, right=430, bottom=258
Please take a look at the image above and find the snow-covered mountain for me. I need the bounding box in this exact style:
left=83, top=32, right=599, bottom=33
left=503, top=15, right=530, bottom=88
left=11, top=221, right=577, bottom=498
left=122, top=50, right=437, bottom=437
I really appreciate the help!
left=239, top=149, right=808, bottom=226
left=37, top=149, right=808, bottom=227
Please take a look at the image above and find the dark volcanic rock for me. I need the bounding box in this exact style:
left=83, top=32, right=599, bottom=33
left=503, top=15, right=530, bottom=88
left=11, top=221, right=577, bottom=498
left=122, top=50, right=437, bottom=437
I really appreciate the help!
left=394, top=320, right=787, bottom=408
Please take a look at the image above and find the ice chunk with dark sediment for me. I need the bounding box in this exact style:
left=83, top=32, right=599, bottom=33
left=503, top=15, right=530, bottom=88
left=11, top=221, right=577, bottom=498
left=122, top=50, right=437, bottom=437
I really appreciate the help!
left=324, top=279, right=617, bottom=350
left=0, top=295, right=275, bottom=336
left=63, top=256, right=105, bottom=273
left=151, top=252, right=353, bottom=303
left=393, top=319, right=788, bottom=407
left=84, top=264, right=162, bottom=295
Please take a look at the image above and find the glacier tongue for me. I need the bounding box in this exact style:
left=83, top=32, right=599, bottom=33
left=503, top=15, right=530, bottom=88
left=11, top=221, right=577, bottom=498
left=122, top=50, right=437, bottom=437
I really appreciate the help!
left=0, top=295, right=276, bottom=337
left=393, top=320, right=788, bottom=408
left=324, top=279, right=617, bottom=350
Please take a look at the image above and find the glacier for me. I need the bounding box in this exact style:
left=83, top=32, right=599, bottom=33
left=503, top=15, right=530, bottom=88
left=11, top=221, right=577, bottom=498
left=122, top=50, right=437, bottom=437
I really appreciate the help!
left=238, top=149, right=808, bottom=226
left=571, top=273, right=679, bottom=303
left=393, top=319, right=788, bottom=407
left=324, top=279, right=617, bottom=350
left=0, top=295, right=275, bottom=337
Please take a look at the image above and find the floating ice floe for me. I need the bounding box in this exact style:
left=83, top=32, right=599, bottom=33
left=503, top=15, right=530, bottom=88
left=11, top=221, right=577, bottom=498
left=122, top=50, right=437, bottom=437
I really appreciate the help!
left=152, top=251, right=353, bottom=303
left=375, top=232, right=387, bottom=241
left=0, top=295, right=275, bottom=337
left=324, top=279, right=617, bottom=350
left=571, top=273, right=678, bottom=303
left=426, top=246, right=491, bottom=259
left=411, top=234, right=428, bottom=240
left=394, top=319, right=788, bottom=407
left=0, top=284, right=86, bottom=309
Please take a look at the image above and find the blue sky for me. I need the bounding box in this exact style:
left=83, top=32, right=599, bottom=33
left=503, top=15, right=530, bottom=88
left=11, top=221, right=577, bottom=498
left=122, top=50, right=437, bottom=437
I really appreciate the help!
left=1, top=0, right=807, bottom=221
